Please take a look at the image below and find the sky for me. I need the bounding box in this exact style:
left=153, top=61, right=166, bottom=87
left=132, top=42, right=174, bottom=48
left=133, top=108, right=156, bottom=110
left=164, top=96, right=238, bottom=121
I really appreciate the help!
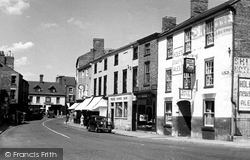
left=0, top=0, right=228, bottom=82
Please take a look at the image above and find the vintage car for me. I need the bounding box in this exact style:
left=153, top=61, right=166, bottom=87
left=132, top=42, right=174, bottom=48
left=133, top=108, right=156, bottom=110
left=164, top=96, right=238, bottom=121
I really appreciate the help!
left=88, top=115, right=113, bottom=133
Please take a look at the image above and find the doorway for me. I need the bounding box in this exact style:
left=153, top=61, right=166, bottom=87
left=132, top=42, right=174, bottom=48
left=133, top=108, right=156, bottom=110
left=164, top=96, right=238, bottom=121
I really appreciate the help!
left=177, top=101, right=191, bottom=137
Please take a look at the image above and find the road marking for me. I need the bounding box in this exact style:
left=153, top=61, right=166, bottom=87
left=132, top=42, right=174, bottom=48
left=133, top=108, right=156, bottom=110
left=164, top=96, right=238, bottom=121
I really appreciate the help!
left=42, top=119, right=70, bottom=139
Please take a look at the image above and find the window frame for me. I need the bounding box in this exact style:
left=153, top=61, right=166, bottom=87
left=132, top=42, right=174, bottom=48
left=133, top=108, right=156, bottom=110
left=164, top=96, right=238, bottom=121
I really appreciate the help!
left=94, top=63, right=97, bottom=74
left=166, top=36, right=173, bottom=59
left=183, top=73, right=191, bottom=89
left=165, top=101, right=172, bottom=124
left=114, top=71, right=118, bottom=94
left=205, top=19, right=214, bottom=48
left=204, top=58, right=214, bottom=88
left=114, top=54, right=119, bottom=66
left=165, top=69, right=172, bottom=93
left=104, top=58, right=107, bottom=70
left=144, top=43, right=150, bottom=56
left=36, top=96, right=40, bottom=104
left=94, top=78, right=97, bottom=96
left=103, top=75, right=107, bottom=96
left=184, top=28, right=192, bottom=54
left=203, top=99, right=215, bottom=127
left=133, top=67, right=138, bottom=91
left=11, top=75, right=16, bottom=85
left=122, top=69, right=127, bottom=93
left=115, top=102, right=123, bottom=117
left=56, top=97, right=60, bottom=104
left=133, top=46, right=138, bottom=60
left=144, top=61, right=150, bottom=85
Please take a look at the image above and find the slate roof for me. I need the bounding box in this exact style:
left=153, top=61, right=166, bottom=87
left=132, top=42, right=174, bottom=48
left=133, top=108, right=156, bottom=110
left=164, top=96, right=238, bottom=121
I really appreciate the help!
left=28, top=81, right=65, bottom=96
left=61, top=76, right=76, bottom=86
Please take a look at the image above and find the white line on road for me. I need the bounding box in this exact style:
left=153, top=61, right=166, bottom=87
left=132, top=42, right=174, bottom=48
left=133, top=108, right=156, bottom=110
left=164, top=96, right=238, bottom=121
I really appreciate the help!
left=42, top=119, right=70, bottom=139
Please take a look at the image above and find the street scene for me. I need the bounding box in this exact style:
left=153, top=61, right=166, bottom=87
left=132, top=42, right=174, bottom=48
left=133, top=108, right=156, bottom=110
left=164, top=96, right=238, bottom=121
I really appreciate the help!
left=1, top=117, right=250, bottom=160
left=1, top=0, right=250, bottom=159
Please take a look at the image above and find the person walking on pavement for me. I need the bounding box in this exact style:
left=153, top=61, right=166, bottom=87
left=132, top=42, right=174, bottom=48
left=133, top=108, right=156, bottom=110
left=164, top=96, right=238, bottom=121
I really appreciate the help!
left=80, top=114, right=84, bottom=127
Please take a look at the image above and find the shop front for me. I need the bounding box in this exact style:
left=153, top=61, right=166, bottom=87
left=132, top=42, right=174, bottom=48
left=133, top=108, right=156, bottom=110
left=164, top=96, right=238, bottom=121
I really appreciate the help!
left=134, top=91, right=156, bottom=132
left=108, top=94, right=134, bottom=131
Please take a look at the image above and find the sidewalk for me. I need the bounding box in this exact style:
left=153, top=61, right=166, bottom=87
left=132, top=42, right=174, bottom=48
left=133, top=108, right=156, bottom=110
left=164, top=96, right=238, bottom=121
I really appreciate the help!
left=66, top=121, right=250, bottom=149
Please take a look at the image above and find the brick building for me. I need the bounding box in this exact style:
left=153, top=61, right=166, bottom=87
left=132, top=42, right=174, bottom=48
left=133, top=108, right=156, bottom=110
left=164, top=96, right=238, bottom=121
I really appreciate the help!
left=0, top=51, right=29, bottom=124
left=157, top=0, right=250, bottom=140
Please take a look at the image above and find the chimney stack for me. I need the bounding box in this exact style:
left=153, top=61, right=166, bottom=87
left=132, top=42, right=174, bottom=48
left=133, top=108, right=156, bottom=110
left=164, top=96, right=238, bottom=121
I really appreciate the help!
left=162, top=16, right=176, bottom=32
left=93, top=38, right=104, bottom=59
left=40, top=74, right=44, bottom=83
left=191, top=0, right=208, bottom=17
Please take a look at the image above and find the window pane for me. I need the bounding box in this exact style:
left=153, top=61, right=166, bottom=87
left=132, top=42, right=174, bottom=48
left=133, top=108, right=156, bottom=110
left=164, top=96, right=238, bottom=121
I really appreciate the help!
left=204, top=101, right=214, bottom=126
left=124, top=102, right=128, bottom=117
left=115, top=102, right=122, bottom=117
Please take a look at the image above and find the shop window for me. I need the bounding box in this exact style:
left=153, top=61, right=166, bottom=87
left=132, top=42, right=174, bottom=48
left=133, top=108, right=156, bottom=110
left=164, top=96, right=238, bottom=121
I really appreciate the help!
left=203, top=100, right=215, bottom=127
left=165, top=69, right=172, bottom=93
left=205, top=19, right=214, bottom=47
left=115, top=102, right=122, bottom=117
left=124, top=102, right=128, bottom=117
left=167, top=36, right=173, bottom=59
left=184, top=28, right=192, bottom=54
left=144, top=61, right=150, bottom=84
left=205, top=58, right=214, bottom=88
left=165, top=101, right=172, bottom=123
left=145, top=43, right=150, bottom=56
left=183, top=73, right=191, bottom=89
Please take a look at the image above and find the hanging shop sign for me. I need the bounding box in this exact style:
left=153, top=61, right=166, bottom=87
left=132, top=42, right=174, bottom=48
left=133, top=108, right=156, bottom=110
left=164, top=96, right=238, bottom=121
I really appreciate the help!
left=179, top=88, right=192, bottom=99
left=183, top=58, right=195, bottom=73
left=238, top=77, right=250, bottom=111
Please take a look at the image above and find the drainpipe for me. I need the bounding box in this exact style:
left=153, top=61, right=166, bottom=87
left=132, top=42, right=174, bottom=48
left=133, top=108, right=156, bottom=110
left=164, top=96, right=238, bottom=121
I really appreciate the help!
left=230, top=6, right=237, bottom=141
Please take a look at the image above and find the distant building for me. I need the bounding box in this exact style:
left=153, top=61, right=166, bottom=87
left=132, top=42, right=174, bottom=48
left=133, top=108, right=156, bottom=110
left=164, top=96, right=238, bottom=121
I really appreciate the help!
left=0, top=51, right=29, bottom=124
left=28, top=74, right=66, bottom=116
left=56, top=75, right=76, bottom=107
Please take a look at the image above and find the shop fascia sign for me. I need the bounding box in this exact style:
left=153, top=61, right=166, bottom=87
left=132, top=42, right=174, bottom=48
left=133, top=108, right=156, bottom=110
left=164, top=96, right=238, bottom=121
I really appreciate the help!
left=179, top=88, right=192, bottom=99
left=238, top=77, right=250, bottom=111
left=110, top=96, right=128, bottom=102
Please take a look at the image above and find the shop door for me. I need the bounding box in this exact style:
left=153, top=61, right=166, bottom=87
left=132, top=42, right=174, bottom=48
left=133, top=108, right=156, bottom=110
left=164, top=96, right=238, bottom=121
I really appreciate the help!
left=177, top=101, right=191, bottom=137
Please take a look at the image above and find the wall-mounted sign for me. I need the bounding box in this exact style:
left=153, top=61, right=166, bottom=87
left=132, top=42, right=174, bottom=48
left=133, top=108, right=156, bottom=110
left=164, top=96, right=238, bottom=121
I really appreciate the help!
left=172, top=47, right=183, bottom=75
left=184, top=58, right=195, bottom=73
left=238, top=78, right=250, bottom=111
left=179, top=89, right=192, bottom=99
left=234, top=57, right=250, bottom=75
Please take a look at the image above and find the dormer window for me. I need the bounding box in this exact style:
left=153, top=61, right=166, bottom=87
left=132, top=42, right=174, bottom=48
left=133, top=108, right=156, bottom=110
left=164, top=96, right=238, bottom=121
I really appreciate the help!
left=34, top=85, right=42, bottom=92
left=48, top=86, right=57, bottom=93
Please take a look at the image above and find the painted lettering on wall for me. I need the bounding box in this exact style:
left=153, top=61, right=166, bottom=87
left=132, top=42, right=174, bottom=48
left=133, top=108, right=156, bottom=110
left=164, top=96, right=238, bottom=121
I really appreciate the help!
left=234, top=57, right=250, bottom=75
left=172, top=46, right=183, bottom=75
left=179, top=89, right=192, bottom=99
left=239, top=78, right=250, bottom=111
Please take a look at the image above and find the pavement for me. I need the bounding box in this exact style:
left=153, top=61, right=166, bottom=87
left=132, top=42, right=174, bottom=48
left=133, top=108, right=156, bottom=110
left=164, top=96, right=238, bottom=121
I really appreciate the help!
left=65, top=121, right=250, bottom=149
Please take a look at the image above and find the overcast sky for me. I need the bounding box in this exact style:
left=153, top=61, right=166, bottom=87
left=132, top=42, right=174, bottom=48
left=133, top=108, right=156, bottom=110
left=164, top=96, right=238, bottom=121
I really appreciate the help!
left=0, top=0, right=228, bottom=82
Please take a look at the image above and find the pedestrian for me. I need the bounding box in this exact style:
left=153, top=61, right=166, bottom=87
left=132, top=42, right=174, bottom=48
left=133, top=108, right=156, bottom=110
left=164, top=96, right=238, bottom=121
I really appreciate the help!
left=80, top=114, right=84, bottom=127
left=65, top=114, right=69, bottom=124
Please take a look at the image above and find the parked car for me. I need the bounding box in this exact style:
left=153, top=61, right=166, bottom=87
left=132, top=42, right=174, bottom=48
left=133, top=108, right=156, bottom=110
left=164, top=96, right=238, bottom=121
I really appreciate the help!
left=88, top=115, right=113, bottom=133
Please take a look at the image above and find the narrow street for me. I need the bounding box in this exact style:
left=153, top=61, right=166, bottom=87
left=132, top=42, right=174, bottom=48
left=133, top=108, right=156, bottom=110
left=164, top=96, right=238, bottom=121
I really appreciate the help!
left=0, top=118, right=250, bottom=160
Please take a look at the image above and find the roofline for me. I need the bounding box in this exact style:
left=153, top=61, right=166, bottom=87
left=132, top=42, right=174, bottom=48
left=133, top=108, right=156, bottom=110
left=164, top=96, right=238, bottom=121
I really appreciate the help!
left=159, top=0, right=239, bottom=38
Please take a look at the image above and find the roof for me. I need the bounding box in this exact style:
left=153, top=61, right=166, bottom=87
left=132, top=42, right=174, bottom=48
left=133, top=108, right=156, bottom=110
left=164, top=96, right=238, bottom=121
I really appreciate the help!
left=62, top=76, right=76, bottom=86
left=28, top=81, right=65, bottom=96
left=159, top=0, right=240, bottom=38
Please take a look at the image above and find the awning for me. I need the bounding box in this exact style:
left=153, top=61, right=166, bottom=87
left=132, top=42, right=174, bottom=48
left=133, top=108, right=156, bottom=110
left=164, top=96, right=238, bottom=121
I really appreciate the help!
left=84, top=97, right=103, bottom=111
left=74, top=97, right=93, bottom=111
left=68, top=103, right=80, bottom=110
left=91, top=98, right=107, bottom=111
